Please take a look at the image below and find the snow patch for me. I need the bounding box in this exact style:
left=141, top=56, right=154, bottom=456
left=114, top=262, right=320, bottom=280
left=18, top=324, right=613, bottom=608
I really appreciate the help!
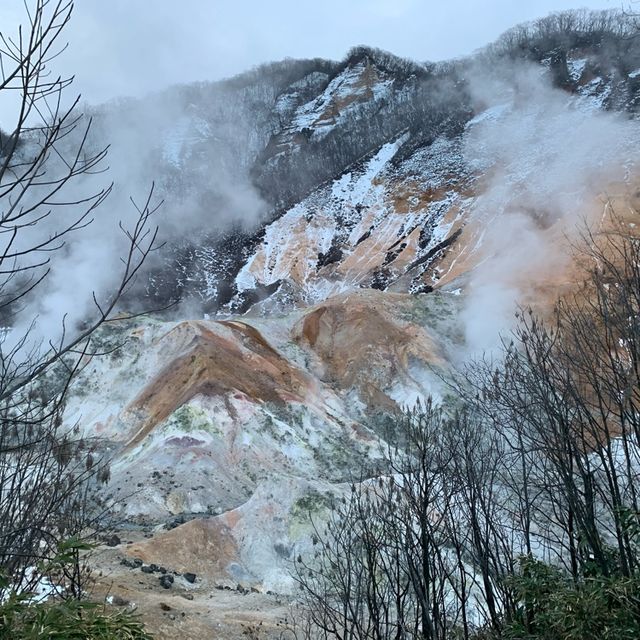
left=567, top=57, right=588, bottom=82
left=466, top=103, right=510, bottom=128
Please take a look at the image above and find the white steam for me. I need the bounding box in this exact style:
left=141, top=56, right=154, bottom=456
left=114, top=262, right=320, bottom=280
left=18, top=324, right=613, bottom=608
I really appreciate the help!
left=459, top=61, right=640, bottom=355
left=8, top=85, right=268, bottom=350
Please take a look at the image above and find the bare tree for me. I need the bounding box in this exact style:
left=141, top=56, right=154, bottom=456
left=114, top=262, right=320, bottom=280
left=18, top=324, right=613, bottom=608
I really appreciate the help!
left=0, top=0, right=161, bottom=599
left=462, top=210, right=640, bottom=583
left=294, top=402, right=481, bottom=640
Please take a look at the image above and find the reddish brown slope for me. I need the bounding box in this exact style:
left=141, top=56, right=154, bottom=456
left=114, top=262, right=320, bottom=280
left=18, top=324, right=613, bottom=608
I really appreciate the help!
left=124, top=320, right=318, bottom=449
left=293, top=289, right=446, bottom=410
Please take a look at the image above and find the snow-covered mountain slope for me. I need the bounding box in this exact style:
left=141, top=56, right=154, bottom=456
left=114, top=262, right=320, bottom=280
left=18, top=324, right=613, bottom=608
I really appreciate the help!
left=234, top=134, right=469, bottom=304
left=84, top=23, right=640, bottom=314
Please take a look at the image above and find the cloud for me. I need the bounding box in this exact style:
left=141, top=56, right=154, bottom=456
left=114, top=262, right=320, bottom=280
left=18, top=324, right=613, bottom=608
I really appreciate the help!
left=368, top=0, right=419, bottom=19
left=0, top=0, right=615, bottom=109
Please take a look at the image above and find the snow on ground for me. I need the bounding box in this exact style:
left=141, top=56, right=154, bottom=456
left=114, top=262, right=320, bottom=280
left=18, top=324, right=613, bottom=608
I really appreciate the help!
left=289, top=61, right=392, bottom=138
left=567, top=57, right=588, bottom=82
left=574, top=75, right=613, bottom=112
left=236, top=136, right=408, bottom=300
left=235, top=131, right=469, bottom=304
left=331, top=136, right=407, bottom=204
left=465, top=103, right=511, bottom=129
left=2, top=567, right=57, bottom=604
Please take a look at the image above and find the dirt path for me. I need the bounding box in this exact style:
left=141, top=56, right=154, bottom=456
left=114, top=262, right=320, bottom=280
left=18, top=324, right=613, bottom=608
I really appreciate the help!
left=89, top=536, right=296, bottom=640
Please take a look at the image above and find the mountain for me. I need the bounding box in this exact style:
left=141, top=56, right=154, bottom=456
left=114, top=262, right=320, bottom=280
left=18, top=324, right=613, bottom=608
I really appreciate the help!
left=84, top=12, right=640, bottom=316
left=62, top=10, right=640, bottom=638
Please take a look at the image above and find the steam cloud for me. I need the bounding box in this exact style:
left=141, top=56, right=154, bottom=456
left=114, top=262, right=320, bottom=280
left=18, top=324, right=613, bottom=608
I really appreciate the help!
left=10, top=86, right=268, bottom=349
left=458, top=60, right=640, bottom=356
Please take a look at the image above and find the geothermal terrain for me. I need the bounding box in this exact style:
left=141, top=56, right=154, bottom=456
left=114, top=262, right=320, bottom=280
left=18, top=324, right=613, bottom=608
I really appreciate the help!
left=52, top=14, right=640, bottom=638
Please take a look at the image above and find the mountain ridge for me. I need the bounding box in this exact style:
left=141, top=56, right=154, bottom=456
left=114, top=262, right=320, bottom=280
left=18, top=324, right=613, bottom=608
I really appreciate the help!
left=79, top=10, right=640, bottom=317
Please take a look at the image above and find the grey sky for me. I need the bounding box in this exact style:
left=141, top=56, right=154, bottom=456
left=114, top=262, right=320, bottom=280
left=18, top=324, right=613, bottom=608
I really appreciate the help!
left=0, top=1, right=621, bottom=106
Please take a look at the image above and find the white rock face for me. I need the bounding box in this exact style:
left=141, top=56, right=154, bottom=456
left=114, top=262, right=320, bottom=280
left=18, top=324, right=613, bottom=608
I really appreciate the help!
left=67, top=289, right=460, bottom=588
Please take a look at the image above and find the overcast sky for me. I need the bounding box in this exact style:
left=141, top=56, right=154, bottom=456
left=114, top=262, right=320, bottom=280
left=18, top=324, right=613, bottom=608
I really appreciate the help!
left=0, top=0, right=622, bottom=106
